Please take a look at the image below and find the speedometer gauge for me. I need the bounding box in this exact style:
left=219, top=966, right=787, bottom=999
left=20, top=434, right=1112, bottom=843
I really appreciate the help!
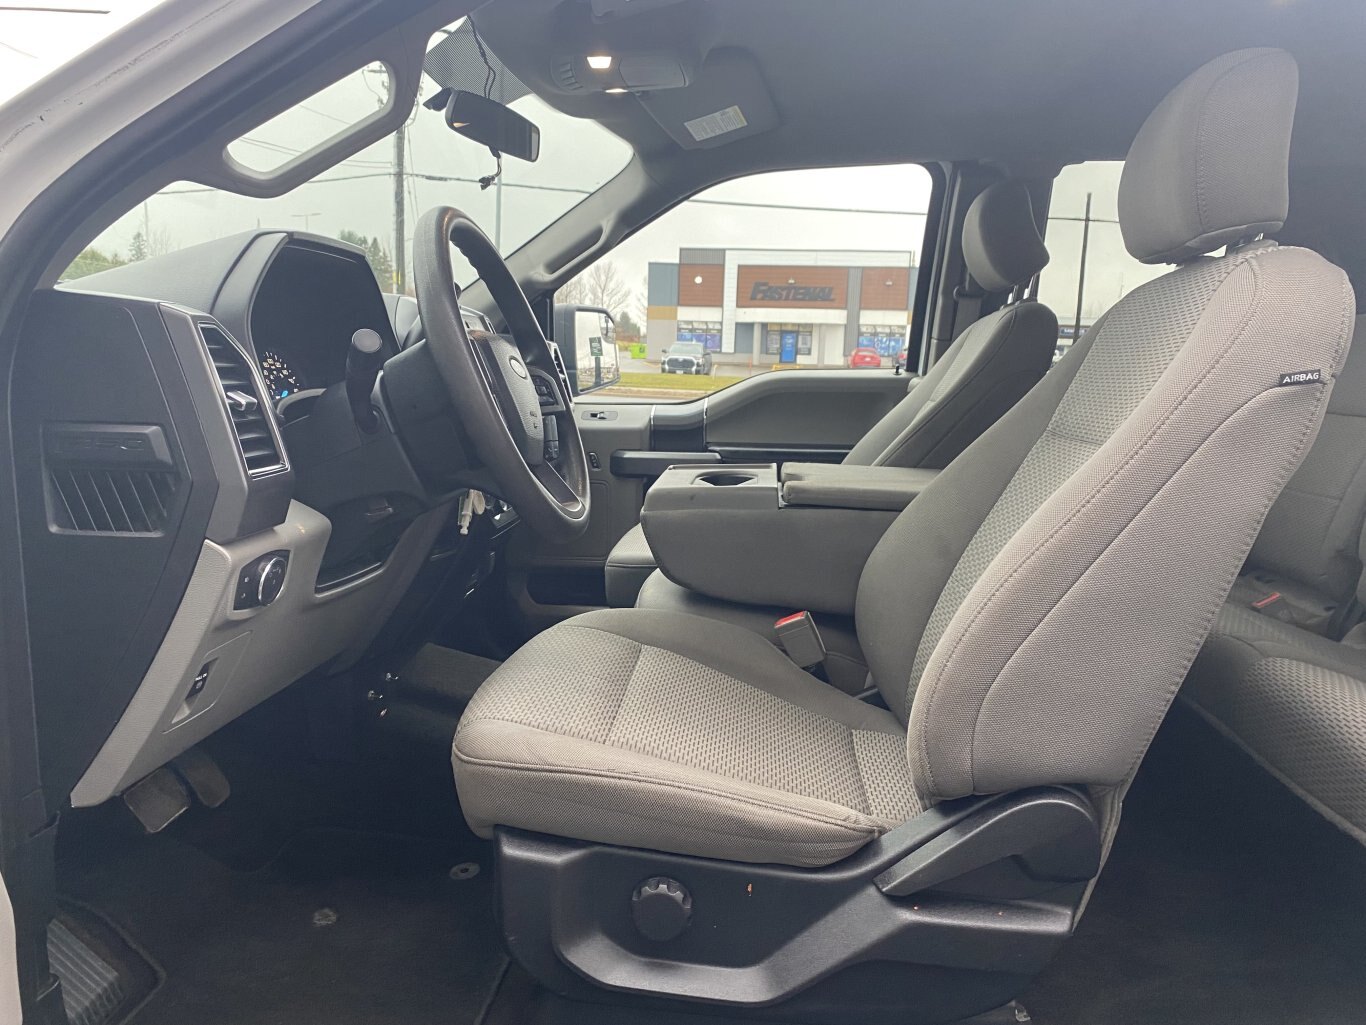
left=259, top=351, right=302, bottom=400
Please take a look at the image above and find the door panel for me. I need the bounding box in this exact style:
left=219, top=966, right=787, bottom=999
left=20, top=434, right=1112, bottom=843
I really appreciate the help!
left=702, top=370, right=908, bottom=452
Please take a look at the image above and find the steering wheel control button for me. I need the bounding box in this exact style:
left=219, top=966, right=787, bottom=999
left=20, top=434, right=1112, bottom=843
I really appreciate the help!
left=508, top=355, right=528, bottom=378
left=631, top=877, right=692, bottom=942
left=234, top=551, right=290, bottom=609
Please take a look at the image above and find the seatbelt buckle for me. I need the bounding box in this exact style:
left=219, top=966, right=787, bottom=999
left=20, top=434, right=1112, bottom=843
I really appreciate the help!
left=1251, top=591, right=1283, bottom=611
left=775, top=611, right=827, bottom=672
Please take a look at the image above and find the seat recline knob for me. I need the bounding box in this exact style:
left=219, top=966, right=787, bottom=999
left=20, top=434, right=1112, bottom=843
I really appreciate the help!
left=631, top=876, right=692, bottom=942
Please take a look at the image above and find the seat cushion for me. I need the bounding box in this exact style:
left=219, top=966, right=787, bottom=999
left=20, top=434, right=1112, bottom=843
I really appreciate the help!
left=635, top=570, right=871, bottom=695
left=453, top=608, right=922, bottom=867
left=604, top=522, right=657, bottom=608
left=1182, top=603, right=1366, bottom=844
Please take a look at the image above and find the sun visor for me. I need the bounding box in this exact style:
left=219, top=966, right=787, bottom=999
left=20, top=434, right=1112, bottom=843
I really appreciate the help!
left=638, top=49, right=779, bottom=150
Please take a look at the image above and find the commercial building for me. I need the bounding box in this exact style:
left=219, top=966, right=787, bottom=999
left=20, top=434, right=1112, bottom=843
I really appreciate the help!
left=645, top=248, right=919, bottom=369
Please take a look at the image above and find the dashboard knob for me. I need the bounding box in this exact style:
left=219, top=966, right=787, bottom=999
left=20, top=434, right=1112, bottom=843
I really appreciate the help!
left=256, top=555, right=288, bottom=606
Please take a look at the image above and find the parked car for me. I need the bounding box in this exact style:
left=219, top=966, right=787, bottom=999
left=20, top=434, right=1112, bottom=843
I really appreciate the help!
left=848, top=347, right=883, bottom=368
left=661, top=341, right=713, bottom=374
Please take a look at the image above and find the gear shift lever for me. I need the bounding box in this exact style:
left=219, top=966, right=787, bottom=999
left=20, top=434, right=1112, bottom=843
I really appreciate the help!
left=346, top=328, right=385, bottom=433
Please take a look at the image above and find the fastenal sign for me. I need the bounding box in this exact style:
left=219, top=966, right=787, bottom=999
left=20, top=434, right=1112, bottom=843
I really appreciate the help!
left=748, top=281, right=836, bottom=303
left=736, top=266, right=847, bottom=308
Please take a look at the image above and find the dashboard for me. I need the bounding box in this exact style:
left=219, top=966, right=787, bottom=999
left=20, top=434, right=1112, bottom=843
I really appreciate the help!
left=22, top=228, right=508, bottom=815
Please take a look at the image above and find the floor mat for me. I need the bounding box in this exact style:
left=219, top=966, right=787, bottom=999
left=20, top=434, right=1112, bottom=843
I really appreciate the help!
left=1024, top=706, right=1366, bottom=1025
left=58, top=828, right=503, bottom=1025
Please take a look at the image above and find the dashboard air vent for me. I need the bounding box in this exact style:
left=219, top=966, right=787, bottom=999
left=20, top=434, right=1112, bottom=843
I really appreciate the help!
left=199, top=325, right=284, bottom=476
left=48, top=468, right=179, bottom=534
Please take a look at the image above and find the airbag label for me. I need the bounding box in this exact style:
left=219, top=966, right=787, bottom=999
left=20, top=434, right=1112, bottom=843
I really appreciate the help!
left=1277, top=369, right=1323, bottom=387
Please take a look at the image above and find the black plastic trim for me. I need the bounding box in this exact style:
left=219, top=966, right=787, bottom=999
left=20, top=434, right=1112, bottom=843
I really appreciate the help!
left=494, top=787, right=1099, bottom=1025
left=609, top=449, right=722, bottom=478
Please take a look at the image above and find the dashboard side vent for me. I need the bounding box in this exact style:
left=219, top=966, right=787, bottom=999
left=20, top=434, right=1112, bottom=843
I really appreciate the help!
left=199, top=325, right=284, bottom=476
left=47, top=468, right=179, bottom=534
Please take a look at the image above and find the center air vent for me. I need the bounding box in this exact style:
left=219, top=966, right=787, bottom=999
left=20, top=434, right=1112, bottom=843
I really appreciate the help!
left=198, top=325, right=285, bottom=476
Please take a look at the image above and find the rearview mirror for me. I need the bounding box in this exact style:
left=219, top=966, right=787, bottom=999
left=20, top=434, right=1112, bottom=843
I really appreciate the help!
left=443, top=90, right=540, bottom=162
left=554, top=305, right=621, bottom=395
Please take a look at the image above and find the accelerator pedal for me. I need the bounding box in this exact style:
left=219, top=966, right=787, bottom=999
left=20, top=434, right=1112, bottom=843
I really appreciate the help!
left=171, top=747, right=231, bottom=808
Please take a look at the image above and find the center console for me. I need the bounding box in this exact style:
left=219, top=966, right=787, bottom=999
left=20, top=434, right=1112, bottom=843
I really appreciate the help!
left=641, top=462, right=936, bottom=615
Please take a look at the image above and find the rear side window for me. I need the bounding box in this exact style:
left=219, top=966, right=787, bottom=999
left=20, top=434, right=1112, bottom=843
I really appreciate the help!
left=1040, top=161, right=1165, bottom=358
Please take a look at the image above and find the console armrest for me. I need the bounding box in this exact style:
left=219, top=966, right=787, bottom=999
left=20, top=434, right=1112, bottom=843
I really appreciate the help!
left=642, top=463, right=911, bottom=615
left=780, top=463, right=940, bottom=511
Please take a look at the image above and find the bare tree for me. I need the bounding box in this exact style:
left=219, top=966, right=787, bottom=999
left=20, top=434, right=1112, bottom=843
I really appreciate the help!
left=557, top=260, right=634, bottom=316
left=148, top=226, right=177, bottom=258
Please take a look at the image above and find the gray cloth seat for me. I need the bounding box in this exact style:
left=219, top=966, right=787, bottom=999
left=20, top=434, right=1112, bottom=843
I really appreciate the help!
left=455, top=608, right=919, bottom=867
left=605, top=178, right=1058, bottom=610
left=1183, top=604, right=1366, bottom=845
left=1223, top=314, right=1366, bottom=633
left=454, top=48, right=1354, bottom=871
left=634, top=571, right=872, bottom=694
left=1180, top=322, right=1366, bottom=844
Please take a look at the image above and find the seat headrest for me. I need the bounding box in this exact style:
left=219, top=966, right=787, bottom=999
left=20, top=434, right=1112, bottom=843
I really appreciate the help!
left=962, top=180, right=1050, bottom=294
left=1119, top=48, right=1298, bottom=265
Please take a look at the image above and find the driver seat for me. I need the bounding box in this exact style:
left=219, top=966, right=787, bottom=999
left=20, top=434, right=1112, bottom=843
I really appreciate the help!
left=452, top=50, right=1354, bottom=1023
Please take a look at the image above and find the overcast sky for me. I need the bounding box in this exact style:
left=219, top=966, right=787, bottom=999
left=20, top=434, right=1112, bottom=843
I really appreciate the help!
left=4, top=2, right=1156, bottom=322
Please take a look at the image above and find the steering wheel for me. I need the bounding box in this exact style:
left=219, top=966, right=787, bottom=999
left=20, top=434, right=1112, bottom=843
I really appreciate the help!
left=413, top=206, right=590, bottom=542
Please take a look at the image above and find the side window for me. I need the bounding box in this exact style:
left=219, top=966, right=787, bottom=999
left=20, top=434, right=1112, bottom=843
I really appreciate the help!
left=1039, top=161, right=1166, bottom=359
left=558, top=165, right=933, bottom=399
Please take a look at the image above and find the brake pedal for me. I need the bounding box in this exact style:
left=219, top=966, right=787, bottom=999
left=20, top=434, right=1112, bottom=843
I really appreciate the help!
left=121, top=767, right=190, bottom=833
left=171, top=747, right=231, bottom=808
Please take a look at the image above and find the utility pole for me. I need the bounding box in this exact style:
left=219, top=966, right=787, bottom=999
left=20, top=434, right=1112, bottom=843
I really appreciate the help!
left=1072, top=191, right=1092, bottom=344
left=393, top=120, right=406, bottom=295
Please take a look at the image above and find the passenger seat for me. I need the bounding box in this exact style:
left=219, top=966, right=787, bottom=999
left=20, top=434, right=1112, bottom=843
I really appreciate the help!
left=1182, top=314, right=1366, bottom=844
left=605, top=179, right=1059, bottom=608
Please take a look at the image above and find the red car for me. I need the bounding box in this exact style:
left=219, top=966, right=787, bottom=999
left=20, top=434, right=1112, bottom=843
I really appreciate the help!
left=848, top=347, right=882, bottom=368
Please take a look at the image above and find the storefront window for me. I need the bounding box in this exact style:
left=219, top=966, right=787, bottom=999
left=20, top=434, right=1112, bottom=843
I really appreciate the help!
left=858, top=325, right=905, bottom=357
left=677, top=321, right=722, bottom=351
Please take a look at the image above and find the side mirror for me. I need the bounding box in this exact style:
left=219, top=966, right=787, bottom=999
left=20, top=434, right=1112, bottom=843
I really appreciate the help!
left=553, top=305, right=621, bottom=396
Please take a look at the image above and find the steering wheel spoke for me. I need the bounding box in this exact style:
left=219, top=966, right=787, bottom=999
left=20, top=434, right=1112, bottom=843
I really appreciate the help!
left=413, top=205, right=591, bottom=542
left=533, top=459, right=584, bottom=511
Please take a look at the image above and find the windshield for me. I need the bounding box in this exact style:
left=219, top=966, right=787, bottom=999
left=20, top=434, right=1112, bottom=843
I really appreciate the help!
left=71, top=19, right=632, bottom=290
left=668, top=343, right=705, bottom=355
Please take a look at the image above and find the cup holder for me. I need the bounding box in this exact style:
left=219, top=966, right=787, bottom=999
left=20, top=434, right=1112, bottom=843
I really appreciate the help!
left=698, top=473, right=756, bottom=487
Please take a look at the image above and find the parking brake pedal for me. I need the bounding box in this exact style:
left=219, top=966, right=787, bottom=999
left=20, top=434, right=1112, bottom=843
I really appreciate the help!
left=171, top=747, right=231, bottom=808
left=121, top=767, right=191, bottom=833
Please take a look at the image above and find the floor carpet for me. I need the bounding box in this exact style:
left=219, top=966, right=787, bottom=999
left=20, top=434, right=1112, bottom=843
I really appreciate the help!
left=58, top=828, right=504, bottom=1025
left=1024, top=705, right=1366, bottom=1025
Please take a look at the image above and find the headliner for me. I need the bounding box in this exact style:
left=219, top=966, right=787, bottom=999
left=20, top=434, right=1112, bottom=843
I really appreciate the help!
left=477, top=0, right=1366, bottom=176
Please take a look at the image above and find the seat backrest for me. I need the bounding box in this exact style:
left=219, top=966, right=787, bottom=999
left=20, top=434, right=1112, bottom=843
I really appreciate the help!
left=843, top=181, right=1058, bottom=469
left=854, top=48, right=1355, bottom=805
left=1231, top=316, right=1366, bottom=614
